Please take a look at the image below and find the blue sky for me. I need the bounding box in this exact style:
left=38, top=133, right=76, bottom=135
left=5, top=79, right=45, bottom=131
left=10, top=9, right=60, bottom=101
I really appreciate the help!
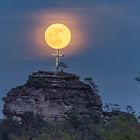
left=0, top=0, right=140, bottom=117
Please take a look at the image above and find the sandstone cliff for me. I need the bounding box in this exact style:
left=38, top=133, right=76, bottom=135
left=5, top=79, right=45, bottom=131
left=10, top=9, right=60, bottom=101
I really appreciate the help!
left=3, top=71, right=102, bottom=122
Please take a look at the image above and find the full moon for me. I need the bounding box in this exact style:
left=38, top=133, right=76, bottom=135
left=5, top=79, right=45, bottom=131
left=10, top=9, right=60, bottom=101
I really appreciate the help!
left=45, top=23, right=71, bottom=50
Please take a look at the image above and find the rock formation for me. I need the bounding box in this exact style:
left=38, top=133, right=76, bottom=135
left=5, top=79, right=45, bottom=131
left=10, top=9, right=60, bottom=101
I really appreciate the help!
left=3, top=71, right=102, bottom=122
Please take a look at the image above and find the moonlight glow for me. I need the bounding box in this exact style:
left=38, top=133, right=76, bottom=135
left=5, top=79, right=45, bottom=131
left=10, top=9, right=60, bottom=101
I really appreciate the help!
left=45, top=23, right=71, bottom=49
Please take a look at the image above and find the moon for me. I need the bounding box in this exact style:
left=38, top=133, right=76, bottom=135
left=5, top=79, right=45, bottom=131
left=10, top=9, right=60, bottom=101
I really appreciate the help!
left=45, top=23, right=71, bottom=50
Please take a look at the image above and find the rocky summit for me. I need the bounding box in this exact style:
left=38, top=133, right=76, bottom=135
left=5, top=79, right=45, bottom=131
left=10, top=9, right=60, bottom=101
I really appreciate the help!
left=3, top=71, right=102, bottom=122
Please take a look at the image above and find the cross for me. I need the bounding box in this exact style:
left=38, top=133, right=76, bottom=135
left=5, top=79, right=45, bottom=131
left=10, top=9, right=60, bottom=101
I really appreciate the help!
left=52, top=49, right=64, bottom=71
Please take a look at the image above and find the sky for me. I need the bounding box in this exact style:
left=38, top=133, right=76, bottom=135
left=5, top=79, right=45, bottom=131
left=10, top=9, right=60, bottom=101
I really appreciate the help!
left=0, top=0, right=140, bottom=117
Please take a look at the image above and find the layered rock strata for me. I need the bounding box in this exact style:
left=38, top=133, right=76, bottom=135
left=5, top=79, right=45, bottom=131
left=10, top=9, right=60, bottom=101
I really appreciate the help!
left=3, top=71, right=102, bottom=122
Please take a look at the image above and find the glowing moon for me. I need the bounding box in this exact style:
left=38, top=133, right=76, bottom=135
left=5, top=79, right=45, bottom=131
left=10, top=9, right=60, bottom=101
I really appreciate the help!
left=45, top=23, right=71, bottom=49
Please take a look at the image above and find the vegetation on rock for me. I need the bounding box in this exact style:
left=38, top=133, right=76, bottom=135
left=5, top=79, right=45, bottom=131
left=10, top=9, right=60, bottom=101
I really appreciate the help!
left=0, top=110, right=140, bottom=140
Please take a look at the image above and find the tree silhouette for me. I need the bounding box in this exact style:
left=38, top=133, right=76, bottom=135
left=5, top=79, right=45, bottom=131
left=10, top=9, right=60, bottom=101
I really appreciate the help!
left=58, top=62, right=68, bottom=72
left=125, top=105, right=136, bottom=115
left=135, top=73, right=140, bottom=81
left=103, top=103, right=121, bottom=112
left=84, top=77, right=99, bottom=94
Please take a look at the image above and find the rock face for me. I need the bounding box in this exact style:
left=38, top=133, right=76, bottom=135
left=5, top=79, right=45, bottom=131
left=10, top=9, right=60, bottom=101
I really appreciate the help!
left=3, top=71, right=102, bottom=122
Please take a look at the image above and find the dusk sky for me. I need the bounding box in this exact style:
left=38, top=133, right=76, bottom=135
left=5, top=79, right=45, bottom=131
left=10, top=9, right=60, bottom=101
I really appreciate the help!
left=0, top=0, right=140, bottom=117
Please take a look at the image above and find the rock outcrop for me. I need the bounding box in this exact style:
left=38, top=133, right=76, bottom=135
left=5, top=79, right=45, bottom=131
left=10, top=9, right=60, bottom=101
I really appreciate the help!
left=3, top=71, right=102, bottom=122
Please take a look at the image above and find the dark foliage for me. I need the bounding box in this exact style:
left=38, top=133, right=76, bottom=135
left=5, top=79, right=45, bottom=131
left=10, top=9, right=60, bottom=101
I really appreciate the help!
left=0, top=110, right=140, bottom=140
left=135, top=74, right=140, bottom=81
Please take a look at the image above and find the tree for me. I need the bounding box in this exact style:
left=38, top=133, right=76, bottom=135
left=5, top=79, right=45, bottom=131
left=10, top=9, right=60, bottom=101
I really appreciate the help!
left=1, top=109, right=140, bottom=140
left=103, top=103, right=110, bottom=112
left=125, top=105, right=136, bottom=115
left=103, top=103, right=121, bottom=112
left=20, top=112, right=47, bottom=140
left=58, top=62, right=68, bottom=72
left=100, top=115, right=140, bottom=140
left=135, top=73, right=140, bottom=81
left=84, top=77, right=99, bottom=94
left=0, top=112, right=48, bottom=140
left=0, top=118, right=21, bottom=140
